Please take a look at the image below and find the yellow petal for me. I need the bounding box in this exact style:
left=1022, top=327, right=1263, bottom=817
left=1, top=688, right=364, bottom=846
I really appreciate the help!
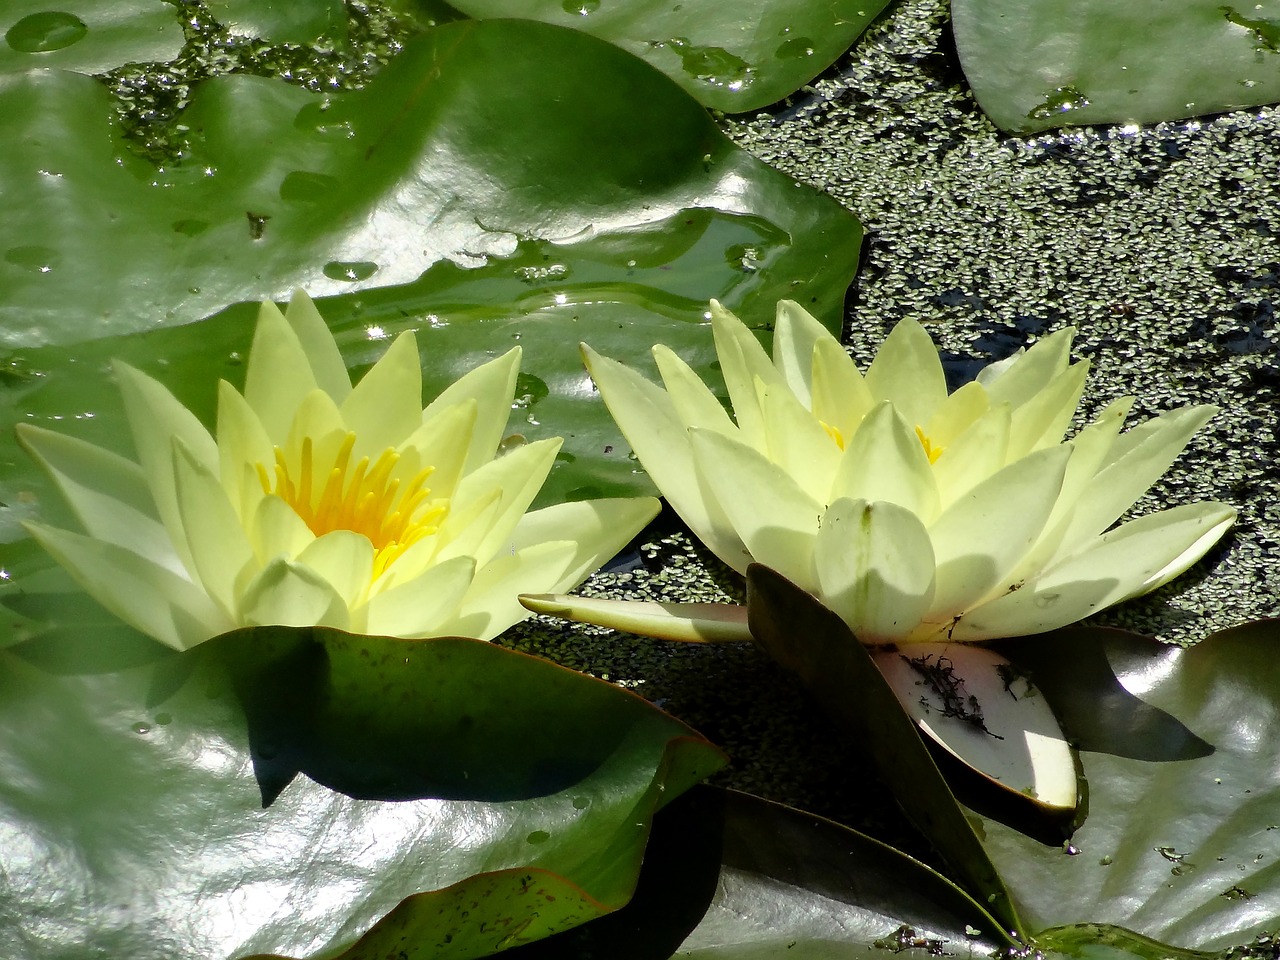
left=16, top=424, right=172, bottom=569
left=340, top=330, right=423, bottom=457
left=771, top=299, right=834, bottom=406
left=242, top=300, right=320, bottom=444
left=363, top=554, right=476, bottom=637
left=20, top=521, right=229, bottom=650
left=864, top=318, right=947, bottom=427
left=283, top=289, right=351, bottom=403
left=585, top=343, right=748, bottom=570
left=238, top=556, right=349, bottom=630
left=114, top=360, right=218, bottom=579
left=172, top=437, right=255, bottom=620
left=520, top=594, right=751, bottom=643
left=422, top=346, right=520, bottom=476
left=830, top=401, right=940, bottom=524
left=689, top=426, right=820, bottom=587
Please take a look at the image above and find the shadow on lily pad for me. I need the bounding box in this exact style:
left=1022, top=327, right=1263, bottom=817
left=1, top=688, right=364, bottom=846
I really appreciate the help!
left=218, top=624, right=707, bottom=805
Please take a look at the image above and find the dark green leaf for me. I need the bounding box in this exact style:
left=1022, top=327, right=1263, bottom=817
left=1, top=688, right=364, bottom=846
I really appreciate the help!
left=744, top=563, right=1025, bottom=939
left=443, top=0, right=896, bottom=112
left=502, top=785, right=1013, bottom=959
left=0, top=624, right=726, bottom=959
left=976, top=622, right=1280, bottom=949
left=953, top=0, right=1280, bottom=132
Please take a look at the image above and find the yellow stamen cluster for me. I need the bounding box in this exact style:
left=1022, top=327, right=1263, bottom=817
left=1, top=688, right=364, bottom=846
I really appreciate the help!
left=914, top=425, right=944, bottom=464
left=256, top=432, right=448, bottom=577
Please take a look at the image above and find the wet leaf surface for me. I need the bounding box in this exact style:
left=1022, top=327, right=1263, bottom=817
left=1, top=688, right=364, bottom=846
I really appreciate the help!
left=443, top=0, right=896, bottom=113
left=953, top=0, right=1280, bottom=132
left=0, top=624, right=725, bottom=959
left=979, top=621, right=1280, bottom=949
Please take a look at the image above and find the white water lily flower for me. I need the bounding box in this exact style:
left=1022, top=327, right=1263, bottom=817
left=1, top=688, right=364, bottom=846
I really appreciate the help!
left=19, top=291, right=658, bottom=651
left=526, top=299, right=1234, bottom=647
left=521, top=299, right=1236, bottom=812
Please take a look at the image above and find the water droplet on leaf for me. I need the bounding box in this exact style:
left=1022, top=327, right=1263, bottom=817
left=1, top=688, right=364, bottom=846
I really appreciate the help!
left=6, top=11, right=88, bottom=53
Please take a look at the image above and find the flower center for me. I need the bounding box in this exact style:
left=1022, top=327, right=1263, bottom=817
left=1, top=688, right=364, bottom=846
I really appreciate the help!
left=914, top=425, right=944, bottom=464
left=256, top=432, right=448, bottom=577
left=820, top=420, right=846, bottom=450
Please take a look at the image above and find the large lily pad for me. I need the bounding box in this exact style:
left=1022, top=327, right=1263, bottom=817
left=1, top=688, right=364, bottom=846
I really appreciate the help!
left=0, top=18, right=859, bottom=347
left=0, top=1, right=183, bottom=75
left=444, top=0, right=897, bottom=113
left=976, top=621, right=1280, bottom=949
left=953, top=0, right=1280, bottom=132
left=0, top=624, right=725, bottom=959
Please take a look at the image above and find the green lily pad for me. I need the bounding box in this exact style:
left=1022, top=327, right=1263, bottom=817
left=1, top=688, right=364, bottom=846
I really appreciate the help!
left=210, top=0, right=346, bottom=44
left=975, top=621, right=1280, bottom=949
left=0, top=1, right=183, bottom=75
left=0, top=18, right=859, bottom=347
left=744, top=563, right=1025, bottom=938
left=443, top=0, right=897, bottom=113
left=953, top=0, right=1280, bottom=132
left=498, top=785, right=1013, bottom=959
left=0, top=624, right=725, bottom=958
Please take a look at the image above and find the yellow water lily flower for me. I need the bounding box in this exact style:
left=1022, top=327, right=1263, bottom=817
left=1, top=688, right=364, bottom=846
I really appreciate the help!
left=523, top=299, right=1235, bottom=645
left=19, top=291, right=659, bottom=650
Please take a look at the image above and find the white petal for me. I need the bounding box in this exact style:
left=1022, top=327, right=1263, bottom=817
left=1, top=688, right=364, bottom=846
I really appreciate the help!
left=237, top=556, right=350, bottom=630
left=830, top=401, right=940, bottom=524
left=1049, top=405, right=1217, bottom=563
left=433, top=541, right=578, bottom=641
left=809, top=335, right=874, bottom=446
left=283, top=290, right=351, bottom=403
left=927, top=445, right=1070, bottom=620
left=295, top=530, right=375, bottom=611
left=242, top=300, right=320, bottom=444
left=771, top=299, right=833, bottom=405
left=863, top=318, right=947, bottom=427
left=508, top=496, right=661, bottom=590
left=114, top=361, right=218, bottom=577
left=422, top=347, right=520, bottom=476
left=710, top=299, right=782, bottom=451
left=874, top=644, right=1077, bottom=811
left=20, top=522, right=228, bottom=650
left=689, top=426, right=822, bottom=588
left=519, top=594, right=751, bottom=643
left=954, top=501, right=1236, bottom=640
left=1007, top=361, right=1088, bottom=459
left=978, top=327, right=1074, bottom=407
left=584, top=343, right=747, bottom=569
left=340, top=331, right=423, bottom=456
left=758, top=382, right=841, bottom=503
left=16, top=424, right=174, bottom=571
left=172, top=438, right=255, bottom=619
left=814, top=497, right=936, bottom=643
left=440, top=438, right=560, bottom=566
left=363, top=554, right=476, bottom=637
